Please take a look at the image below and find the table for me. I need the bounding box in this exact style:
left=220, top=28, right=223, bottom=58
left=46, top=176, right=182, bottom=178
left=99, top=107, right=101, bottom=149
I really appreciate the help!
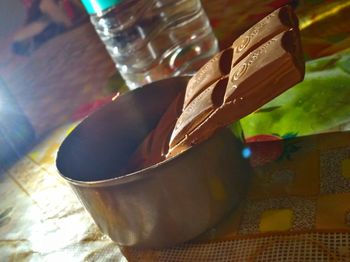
left=2, top=124, right=350, bottom=261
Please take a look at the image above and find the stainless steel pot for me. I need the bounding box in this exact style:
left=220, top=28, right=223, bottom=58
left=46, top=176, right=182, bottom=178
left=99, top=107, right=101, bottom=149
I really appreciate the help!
left=56, top=76, right=251, bottom=248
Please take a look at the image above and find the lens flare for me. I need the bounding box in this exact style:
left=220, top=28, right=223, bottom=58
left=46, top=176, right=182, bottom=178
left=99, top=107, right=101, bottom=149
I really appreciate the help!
left=242, top=147, right=251, bottom=159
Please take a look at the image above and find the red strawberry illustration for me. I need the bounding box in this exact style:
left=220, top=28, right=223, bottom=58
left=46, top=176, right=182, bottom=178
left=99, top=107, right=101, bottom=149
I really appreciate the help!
left=245, top=134, right=283, bottom=167
left=245, top=133, right=300, bottom=167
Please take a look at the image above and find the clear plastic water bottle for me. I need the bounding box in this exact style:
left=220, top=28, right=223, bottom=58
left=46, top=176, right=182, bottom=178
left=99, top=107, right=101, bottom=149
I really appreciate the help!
left=81, top=0, right=219, bottom=90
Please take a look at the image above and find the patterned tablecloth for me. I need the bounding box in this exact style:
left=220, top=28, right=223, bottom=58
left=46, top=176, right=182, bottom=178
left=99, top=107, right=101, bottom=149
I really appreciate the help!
left=2, top=123, right=350, bottom=261
left=123, top=130, right=350, bottom=261
left=1, top=0, right=350, bottom=261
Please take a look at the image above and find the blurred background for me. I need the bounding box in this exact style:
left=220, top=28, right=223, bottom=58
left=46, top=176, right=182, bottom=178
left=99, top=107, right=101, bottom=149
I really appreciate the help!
left=0, top=1, right=25, bottom=41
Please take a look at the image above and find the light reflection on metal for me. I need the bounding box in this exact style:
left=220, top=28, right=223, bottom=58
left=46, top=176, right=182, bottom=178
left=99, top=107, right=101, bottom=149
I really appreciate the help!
left=112, top=93, right=120, bottom=101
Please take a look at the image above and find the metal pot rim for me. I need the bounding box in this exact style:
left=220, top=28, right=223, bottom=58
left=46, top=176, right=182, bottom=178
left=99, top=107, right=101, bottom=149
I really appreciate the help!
left=57, top=140, right=199, bottom=188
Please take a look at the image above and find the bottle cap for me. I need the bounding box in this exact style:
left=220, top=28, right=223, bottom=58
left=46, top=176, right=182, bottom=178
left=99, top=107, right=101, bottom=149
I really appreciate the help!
left=81, top=0, right=123, bottom=15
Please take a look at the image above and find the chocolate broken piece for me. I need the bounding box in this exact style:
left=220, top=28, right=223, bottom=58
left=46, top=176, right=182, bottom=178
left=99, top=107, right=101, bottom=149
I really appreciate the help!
left=168, top=29, right=304, bottom=157
left=183, top=5, right=298, bottom=109
left=125, top=90, right=185, bottom=172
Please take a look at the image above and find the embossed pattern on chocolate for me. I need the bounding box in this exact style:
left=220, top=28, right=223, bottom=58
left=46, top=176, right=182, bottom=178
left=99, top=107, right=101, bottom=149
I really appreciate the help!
left=168, top=29, right=304, bottom=157
left=184, top=48, right=233, bottom=108
left=171, top=77, right=228, bottom=147
left=183, top=5, right=298, bottom=109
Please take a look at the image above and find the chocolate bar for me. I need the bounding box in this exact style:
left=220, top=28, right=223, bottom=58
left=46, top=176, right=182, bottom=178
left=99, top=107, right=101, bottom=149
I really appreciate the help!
left=168, top=29, right=304, bottom=157
left=126, top=5, right=305, bottom=171
left=183, top=5, right=298, bottom=109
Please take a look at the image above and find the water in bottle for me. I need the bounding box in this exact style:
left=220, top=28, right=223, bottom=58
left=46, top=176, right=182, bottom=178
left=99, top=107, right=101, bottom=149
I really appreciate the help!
left=82, top=0, right=219, bottom=89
